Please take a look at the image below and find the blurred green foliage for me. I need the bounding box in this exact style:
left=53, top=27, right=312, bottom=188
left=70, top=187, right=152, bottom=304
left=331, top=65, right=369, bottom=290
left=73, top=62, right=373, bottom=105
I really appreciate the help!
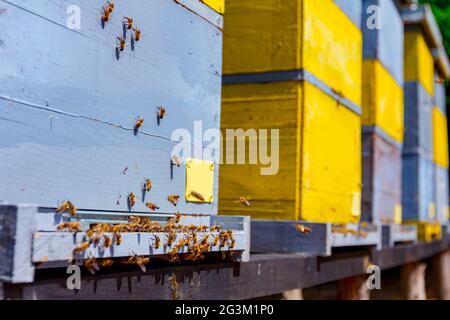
left=419, top=0, right=450, bottom=57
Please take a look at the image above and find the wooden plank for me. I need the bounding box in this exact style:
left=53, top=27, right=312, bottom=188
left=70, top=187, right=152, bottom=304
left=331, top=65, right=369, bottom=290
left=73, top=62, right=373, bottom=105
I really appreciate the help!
left=282, top=289, right=303, bottom=300
left=401, top=262, right=427, bottom=300
left=0, top=0, right=222, bottom=215
left=250, top=221, right=330, bottom=256
left=337, top=275, right=370, bottom=300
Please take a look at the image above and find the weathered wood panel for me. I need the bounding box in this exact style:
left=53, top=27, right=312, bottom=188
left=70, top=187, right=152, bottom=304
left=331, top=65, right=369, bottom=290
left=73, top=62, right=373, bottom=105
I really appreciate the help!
left=0, top=0, right=223, bottom=214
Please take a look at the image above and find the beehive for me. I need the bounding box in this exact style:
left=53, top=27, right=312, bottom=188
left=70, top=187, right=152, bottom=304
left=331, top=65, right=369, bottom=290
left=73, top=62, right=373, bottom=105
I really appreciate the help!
left=435, top=165, right=449, bottom=223
left=219, top=81, right=362, bottom=224
left=0, top=0, right=223, bottom=215
left=223, top=0, right=362, bottom=107
left=360, top=0, right=404, bottom=224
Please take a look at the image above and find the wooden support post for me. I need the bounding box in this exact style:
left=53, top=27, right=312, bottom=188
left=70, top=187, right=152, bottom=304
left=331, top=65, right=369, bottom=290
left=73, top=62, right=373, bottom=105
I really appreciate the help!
left=430, top=250, right=450, bottom=300
left=282, top=289, right=303, bottom=300
left=401, top=262, right=427, bottom=300
left=337, top=275, right=370, bottom=300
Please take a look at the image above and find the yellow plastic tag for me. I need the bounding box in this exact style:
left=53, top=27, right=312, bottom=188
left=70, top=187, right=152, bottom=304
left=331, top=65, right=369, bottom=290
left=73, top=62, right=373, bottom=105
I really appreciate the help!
left=185, top=158, right=215, bottom=203
left=351, top=192, right=361, bottom=217
left=428, top=203, right=436, bottom=220
left=394, top=204, right=402, bottom=225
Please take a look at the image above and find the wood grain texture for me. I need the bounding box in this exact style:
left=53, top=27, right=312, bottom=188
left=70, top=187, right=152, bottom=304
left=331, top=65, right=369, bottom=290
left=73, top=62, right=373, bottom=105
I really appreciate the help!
left=0, top=0, right=222, bottom=215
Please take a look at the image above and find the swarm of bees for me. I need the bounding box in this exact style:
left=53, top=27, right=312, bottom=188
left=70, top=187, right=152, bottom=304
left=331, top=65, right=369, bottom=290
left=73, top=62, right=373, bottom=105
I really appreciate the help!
left=58, top=212, right=235, bottom=274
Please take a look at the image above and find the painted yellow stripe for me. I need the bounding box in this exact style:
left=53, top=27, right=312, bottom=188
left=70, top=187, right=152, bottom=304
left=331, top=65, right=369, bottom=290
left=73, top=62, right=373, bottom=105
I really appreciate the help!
left=200, top=0, right=224, bottom=14
left=219, top=81, right=361, bottom=224
left=362, top=59, right=404, bottom=143
left=404, top=31, right=435, bottom=97
left=432, top=106, right=449, bottom=168
left=223, top=0, right=362, bottom=106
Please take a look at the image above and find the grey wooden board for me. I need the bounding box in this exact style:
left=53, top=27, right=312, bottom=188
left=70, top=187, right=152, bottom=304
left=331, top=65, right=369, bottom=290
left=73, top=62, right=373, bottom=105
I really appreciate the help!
left=403, top=81, right=434, bottom=157
left=381, top=224, right=417, bottom=248
left=362, top=131, right=402, bottom=224
left=362, top=0, right=404, bottom=85
left=5, top=237, right=449, bottom=300
left=0, top=0, right=222, bottom=215
left=251, top=221, right=381, bottom=257
left=251, top=221, right=331, bottom=257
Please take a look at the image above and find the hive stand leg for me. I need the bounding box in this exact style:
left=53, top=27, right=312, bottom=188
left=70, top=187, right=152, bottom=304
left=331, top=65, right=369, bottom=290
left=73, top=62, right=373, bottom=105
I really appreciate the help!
left=430, top=251, right=450, bottom=300
left=401, top=262, right=427, bottom=300
left=337, top=275, right=370, bottom=300
left=282, top=289, right=303, bottom=300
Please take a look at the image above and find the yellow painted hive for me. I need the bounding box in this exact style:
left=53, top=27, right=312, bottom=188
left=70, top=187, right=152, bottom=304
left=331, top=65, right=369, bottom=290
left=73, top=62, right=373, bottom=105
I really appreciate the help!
left=219, top=81, right=362, bottom=224
left=362, top=59, right=404, bottom=143
left=404, top=31, right=435, bottom=97
left=223, top=0, right=362, bottom=107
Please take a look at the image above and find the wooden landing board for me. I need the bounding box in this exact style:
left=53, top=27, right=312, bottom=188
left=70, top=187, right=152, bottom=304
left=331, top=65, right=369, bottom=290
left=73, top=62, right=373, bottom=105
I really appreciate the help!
left=381, top=224, right=418, bottom=249
left=251, top=221, right=381, bottom=257
left=0, top=205, right=250, bottom=283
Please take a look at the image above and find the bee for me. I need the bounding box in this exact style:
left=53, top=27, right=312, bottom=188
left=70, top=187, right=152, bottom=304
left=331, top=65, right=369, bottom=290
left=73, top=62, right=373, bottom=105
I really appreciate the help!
left=238, top=196, right=251, bottom=207
left=132, top=27, right=141, bottom=42
left=134, top=117, right=144, bottom=131
left=73, top=241, right=90, bottom=254
left=117, top=36, right=126, bottom=52
left=56, top=200, right=77, bottom=216
left=174, top=212, right=182, bottom=224
left=157, top=106, right=166, bottom=120
left=103, top=235, right=113, bottom=249
left=57, top=221, right=82, bottom=233
left=295, top=224, right=312, bottom=235
left=114, top=233, right=123, bottom=245
left=230, top=239, right=236, bottom=250
left=168, top=274, right=180, bottom=299
left=190, top=191, right=205, bottom=201
left=123, top=17, right=134, bottom=29
left=196, top=225, right=208, bottom=232
left=171, top=155, right=182, bottom=167
left=212, top=234, right=220, bottom=247
left=168, top=247, right=180, bottom=263
left=144, top=179, right=152, bottom=192
left=153, top=235, right=161, bottom=249
left=128, top=193, right=136, bottom=208
left=200, top=235, right=210, bottom=250
left=145, top=202, right=160, bottom=211
left=166, top=231, right=177, bottom=247
left=136, top=256, right=150, bottom=273
left=101, top=2, right=114, bottom=22
left=168, top=195, right=180, bottom=206
left=210, top=225, right=222, bottom=232
left=84, top=257, right=100, bottom=275
left=98, top=258, right=114, bottom=268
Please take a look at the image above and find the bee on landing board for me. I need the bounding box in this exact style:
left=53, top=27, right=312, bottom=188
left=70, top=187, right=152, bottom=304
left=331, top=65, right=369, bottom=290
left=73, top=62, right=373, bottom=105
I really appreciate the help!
left=144, top=179, right=152, bottom=192
left=190, top=191, right=205, bottom=202
left=101, top=1, right=114, bottom=22
left=134, top=117, right=144, bottom=131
